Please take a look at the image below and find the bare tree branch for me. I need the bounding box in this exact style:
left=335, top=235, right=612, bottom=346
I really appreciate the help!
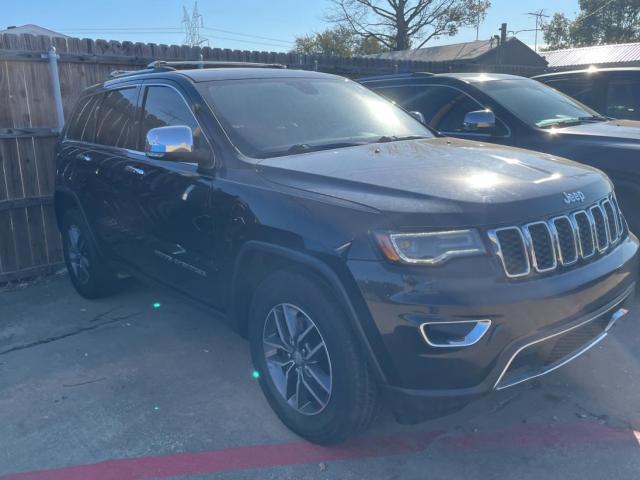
left=329, top=0, right=491, bottom=51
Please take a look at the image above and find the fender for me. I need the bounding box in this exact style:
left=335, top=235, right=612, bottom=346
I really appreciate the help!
left=231, top=240, right=391, bottom=384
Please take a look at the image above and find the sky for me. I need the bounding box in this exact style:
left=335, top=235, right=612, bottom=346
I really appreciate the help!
left=2, top=0, right=581, bottom=52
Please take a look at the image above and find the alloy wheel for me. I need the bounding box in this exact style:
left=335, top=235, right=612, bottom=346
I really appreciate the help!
left=67, top=224, right=90, bottom=285
left=262, top=303, right=333, bottom=415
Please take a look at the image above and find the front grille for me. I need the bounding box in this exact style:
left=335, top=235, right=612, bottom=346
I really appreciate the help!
left=489, top=195, right=625, bottom=278
left=552, top=216, right=578, bottom=265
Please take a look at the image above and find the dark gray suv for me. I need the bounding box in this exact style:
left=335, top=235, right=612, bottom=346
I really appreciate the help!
left=55, top=62, right=637, bottom=444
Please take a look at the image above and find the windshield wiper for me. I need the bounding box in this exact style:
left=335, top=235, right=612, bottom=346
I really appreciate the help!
left=538, top=115, right=609, bottom=129
left=578, top=115, right=608, bottom=122
left=375, top=135, right=429, bottom=143
left=284, top=141, right=366, bottom=155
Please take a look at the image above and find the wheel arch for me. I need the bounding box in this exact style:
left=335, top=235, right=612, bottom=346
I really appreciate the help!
left=54, top=187, right=104, bottom=256
left=230, top=241, right=389, bottom=384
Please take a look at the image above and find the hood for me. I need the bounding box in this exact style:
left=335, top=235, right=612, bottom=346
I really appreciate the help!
left=256, top=137, right=611, bottom=228
left=554, top=119, right=640, bottom=141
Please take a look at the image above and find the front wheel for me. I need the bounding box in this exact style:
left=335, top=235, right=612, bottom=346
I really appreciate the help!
left=249, top=270, right=378, bottom=444
left=61, top=209, right=118, bottom=299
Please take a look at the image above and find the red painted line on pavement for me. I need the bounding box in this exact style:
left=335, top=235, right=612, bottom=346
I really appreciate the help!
left=1, top=423, right=637, bottom=480
left=0, top=430, right=441, bottom=480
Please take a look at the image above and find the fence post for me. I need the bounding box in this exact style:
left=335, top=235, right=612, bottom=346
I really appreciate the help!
left=42, top=46, right=65, bottom=129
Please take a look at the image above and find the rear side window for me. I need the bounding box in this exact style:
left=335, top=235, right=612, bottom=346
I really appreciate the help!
left=378, top=85, right=508, bottom=136
left=545, top=78, right=596, bottom=108
left=606, top=78, right=640, bottom=119
left=95, top=88, right=140, bottom=149
left=66, top=95, right=100, bottom=142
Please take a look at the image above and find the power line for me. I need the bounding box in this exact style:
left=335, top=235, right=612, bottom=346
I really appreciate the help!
left=574, top=0, right=617, bottom=24
left=58, top=30, right=292, bottom=50
left=200, top=27, right=293, bottom=45
left=54, top=26, right=294, bottom=45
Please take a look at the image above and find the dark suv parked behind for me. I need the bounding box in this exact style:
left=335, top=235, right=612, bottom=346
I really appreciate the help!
left=534, top=67, right=640, bottom=121
left=361, top=72, right=640, bottom=234
left=56, top=62, right=638, bottom=444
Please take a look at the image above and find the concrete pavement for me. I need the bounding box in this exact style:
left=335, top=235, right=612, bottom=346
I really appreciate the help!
left=1, top=275, right=639, bottom=479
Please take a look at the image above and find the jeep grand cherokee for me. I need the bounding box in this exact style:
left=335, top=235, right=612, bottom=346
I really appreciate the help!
left=55, top=62, right=638, bottom=444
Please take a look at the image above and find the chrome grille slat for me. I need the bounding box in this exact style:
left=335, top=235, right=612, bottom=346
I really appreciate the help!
left=601, top=199, right=619, bottom=243
left=490, top=195, right=625, bottom=278
left=610, top=196, right=624, bottom=236
left=551, top=216, right=578, bottom=265
left=523, top=222, right=556, bottom=272
left=489, top=227, right=530, bottom=278
left=589, top=205, right=609, bottom=252
left=573, top=210, right=595, bottom=259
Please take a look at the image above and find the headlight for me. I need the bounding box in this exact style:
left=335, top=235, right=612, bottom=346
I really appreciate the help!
left=374, top=230, right=486, bottom=265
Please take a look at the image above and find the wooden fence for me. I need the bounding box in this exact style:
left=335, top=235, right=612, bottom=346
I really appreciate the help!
left=0, top=32, right=546, bottom=283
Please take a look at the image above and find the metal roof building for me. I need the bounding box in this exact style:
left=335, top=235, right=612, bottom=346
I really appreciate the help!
left=366, top=37, right=547, bottom=68
left=542, top=42, right=640, bottom=69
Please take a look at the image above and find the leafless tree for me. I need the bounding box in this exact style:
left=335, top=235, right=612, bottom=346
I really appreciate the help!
left=328, top=0, right=491, bottom=51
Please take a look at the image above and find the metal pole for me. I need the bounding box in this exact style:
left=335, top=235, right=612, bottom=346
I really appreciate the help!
left=42, top=46, right=64, bottom=129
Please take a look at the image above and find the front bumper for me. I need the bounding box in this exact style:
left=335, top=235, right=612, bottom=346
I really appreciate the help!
left=347, top=234, right=638, bottom=423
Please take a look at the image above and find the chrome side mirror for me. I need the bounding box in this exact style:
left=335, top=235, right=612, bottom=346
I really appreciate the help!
left=463, top=110, right=496, bottom=132
left=409, top=110, right=425, bottom=124
left=145, top=125, right=193, bottom=159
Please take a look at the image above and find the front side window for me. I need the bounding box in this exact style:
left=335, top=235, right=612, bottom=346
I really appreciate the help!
left=606, top=78, right=640, bottom=119
left=95, top=88, right=139, bottom=149
left=140, top=86, right=208, bottom=161
left=377, top=85, right=507, bottom=136
left=196, top=78, right=432, bottom=159
left=140, top=86, right=199, bottom=135
left=476, top=78, right=603, bottom=129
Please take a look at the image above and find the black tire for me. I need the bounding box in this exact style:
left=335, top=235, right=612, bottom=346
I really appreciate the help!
left=61, top=208, right=118, bottom=299
left=248, top=269, right=378, bottom=445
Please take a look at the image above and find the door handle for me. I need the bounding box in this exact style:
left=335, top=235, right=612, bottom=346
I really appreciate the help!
left=76, top=153, right=92, bottom=162
left=124, top=165, right=145, bottom=176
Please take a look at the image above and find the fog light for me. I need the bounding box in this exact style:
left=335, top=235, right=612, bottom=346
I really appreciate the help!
left=420, top=320, right=491, bottom=348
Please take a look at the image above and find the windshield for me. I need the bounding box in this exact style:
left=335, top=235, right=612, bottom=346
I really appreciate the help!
left=475, top=78, right=605, bottom=128
left=196, top=77, right=433, bottom=158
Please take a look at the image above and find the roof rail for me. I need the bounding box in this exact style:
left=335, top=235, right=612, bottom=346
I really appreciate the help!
left=109, top=60, right=286, bottom=79
left=357, top=72, right=434, bottom=82
left=149, top=60, right=286, bottom=70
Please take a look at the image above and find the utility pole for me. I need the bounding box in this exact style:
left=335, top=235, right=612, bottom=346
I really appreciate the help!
left=182, top=1, right=209, bottom=47
left=526, top=10, right=549, bottom=53
left=500, top=23, right=507, bottom=45
left=475, top=0, right=481, bottom=40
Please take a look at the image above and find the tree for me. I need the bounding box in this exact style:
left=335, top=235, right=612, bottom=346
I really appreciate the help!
left=543, top=0, right=640, bottom=49
left=542, top=13, right=572, bottom=50
left=328, top=0, right=491, bottom=51
left=571, top=0, right=640, bottom=46
left=293, top=26, right=388, bottom=56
